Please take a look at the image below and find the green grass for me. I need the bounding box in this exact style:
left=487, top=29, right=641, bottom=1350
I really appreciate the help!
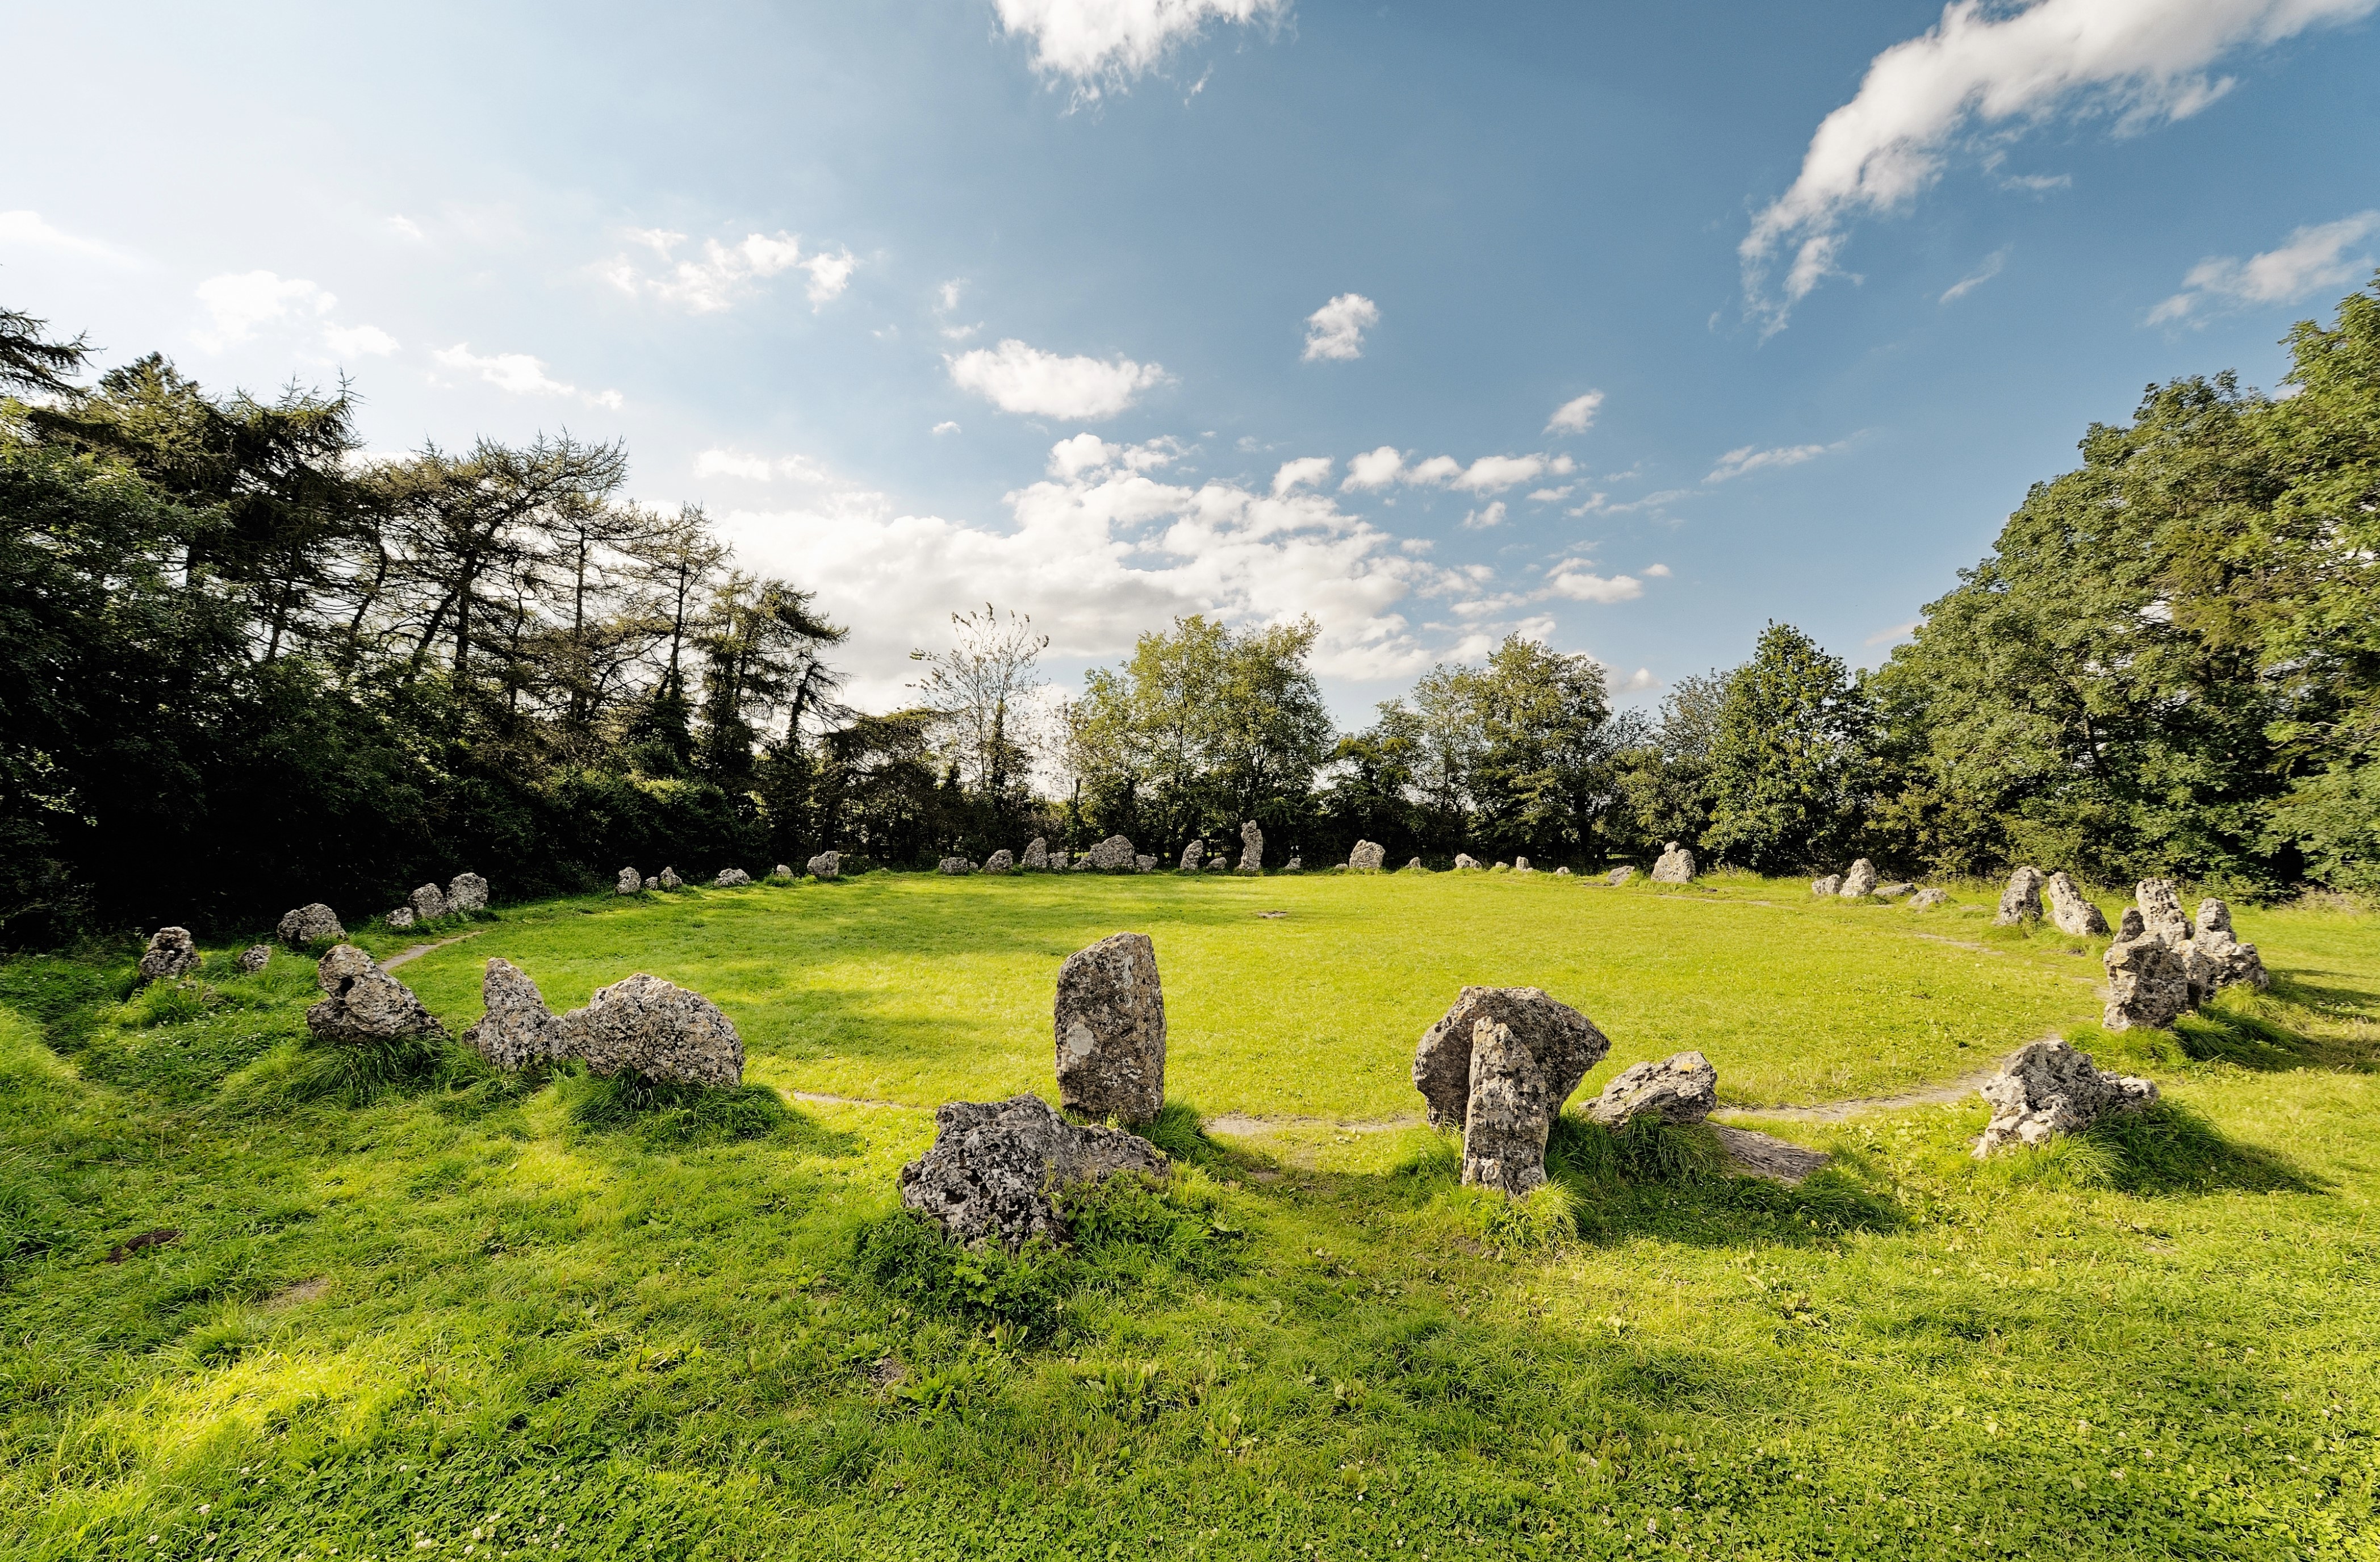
left=2, top=874, right=2377, bottom=1559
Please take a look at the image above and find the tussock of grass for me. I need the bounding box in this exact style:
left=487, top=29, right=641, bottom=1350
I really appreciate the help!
left=563, top=1070, right=796, bottom=1145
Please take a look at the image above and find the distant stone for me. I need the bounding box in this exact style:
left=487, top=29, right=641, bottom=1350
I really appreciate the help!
left=277, top=903, right=346, bottom=947
left=714, top=867, right=752, bottom=887
left=984, top=849, right=1014, bottom=875
left=1491, top=862, right=1511, bottom=873
left=2135, top=879, right=2191, bottom=947
left=1285, top=857, right=1302, bottom=872
left=1650, top=842, right=1696, bottom=883
left=774, top=864, right=793, bottom=880
left=1554, top=866, right=1571, bottom=876
left=938, top=857, right=975, bottom=875
left=1876, top=882, right=1915, bottom=899
left=137, top=926, right=200, bottom=984
left=806, top=851, right=841, bottom=880
left=1179, top=840, right=1206, bottom=872
left=386, top=906, right=415, bottom=929
left=1812, top=875, right=1842, bottom=897
left=1023, top=838, right=1049, bottom=871
left=1049, top=849, right=1070, bottom=871
left=237, top=943, right=272, bottom=975
left=1909, top=887, right=1948, bottom=910
left=446, top=872, right=490, bottom=914
left=2040, top=871, right=2109, bottom=935
left=1838, top=859, right=1879, bottom=897
left=1142, top=856, right=1162, bottom=873
left=462, top=957, right=565, bottom=1071
left=2194, top=898, right=2270, bottom=993
left=1588, top=1050, right=1719, bottom=1129
left=1239, top=820, right=1264, bottom=872
left=1054, top=932, right=1166, bottom=1123
left=658, top=867, right=683, bottom=891
left=1973, top=1039, right=2157, bottom=1156
left=1085, top=835, right=1138, bottom=872
left=306, top=943, right=442, bottom=1046
left=557, top=972, right=743, bottom=1088
left=898, top=1094, right=1167, bottom=1251
left=1412, top=985, right=1609, bottom=1133
left=1454, top=853, right=1483, bottom=871
left=1348, top=840, right=1386, bottom=872
left=1460, top=1020, right=1558, bottom=1197
left=1605, top=867, right=1636, bottom=886
left=616, top=867, right=643, bottom=895
left=1514, top=855, right=1532, bottom=873
left=409, top=883, right=449, bottom=922
left=1993, top=866, right=2044, bottom=926
left=2103, top=932, right=2191, bottom=1031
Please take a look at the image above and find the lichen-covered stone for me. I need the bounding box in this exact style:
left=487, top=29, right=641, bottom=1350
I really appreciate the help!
left=897, top=1095, right=1168, bottom=1251
left=1085, top=835, right=1137, bottom=872
left=277, top=903, right=345, bottom=947
left=1650, top=842, right=1695, bottom=883
left=984, top=849, right=1014, bottom=875
left=774, top=864, right=793, bottom=879
left=2194, top=898, right=2270, bottom=993
left=658, top=867, right=683, bottom=891
left=237, top=943, right=272, bottom=975
left=1460, top=1020, right=1556, bottom=1197
left=306, top=943, right=442, bottom=1046
left=1284, top=857, right=1302, bottom=871
left=1812, top=875, right=1843, bottom=897
left=409, top=883, right=449, bottom=922
left=2044, top=872, right=2109, bottom=936
left=1454, top=853, right=1483, bottom=871
left=1348, top=840, right=1386, bottom=872
left=462, top=958, right=565, bottom=1071
left=1838, top=859, right=1879, bottom=897
left=938, top=857, right=975, bottom=875
left=1049, top=849, right=1070, bottom=871
left=2118, top=906, right=2144, bottom=939
left=715, top=867, right=753, bottom=887
left=137, top=927, right=199, bottom=984
left=1239, top=820, right=1264, bottom=872
left=1587, top=1050, right=1718, bottom=1129
left=386, top=906, right=415, bottom=929
left=1994, top=867, right=2044, bottom=926
left=556, top=972, right=743, bottom=1088
left=446, top=872, right=490, bottom=914
left=616, top=867, right=643, bottom=895
left=1514, top=856, right=1533, bottom=873
left=1054, top=933, right=1166, bottom=1123
left=1909, top=887, right=1948, bottom=909
left=2136, top=879, right=2191, bottom=947
left=1876, top=882, right=1915, bottom=899
left=1973, top=1039, right=2158, bottom=1156
left=1554, top=866, right=1571, bottom=876
left=2103, top=933, right=2191, bottom=1031
left=806, top=851, right=840, bottom=880
left=1022, top=838, right=1048, bottom=870
left=1605, top=867, right=1636, bottom=886
left=1412, top=985, right=1610, bottom=1131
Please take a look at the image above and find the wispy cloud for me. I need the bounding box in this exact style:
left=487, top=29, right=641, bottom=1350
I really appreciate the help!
left=433, top=343, right=622, bottom=409
left=1302, top=293, right=1379, bottom=362
left=993, top=0, right=1286, bottom=94
left=1939, top=246, right=2010, bottom=303
left=604, top=228, right=856, bottom=312
left=1705, top=440, right=1847, bottom=483
left=2147, top=211, right=2380, bottom=324
left=0, top=210, right=139, bottom=266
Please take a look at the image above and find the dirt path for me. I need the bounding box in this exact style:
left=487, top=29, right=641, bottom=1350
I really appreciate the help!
left=1708, top=1068, right=1997, bottom=1123
left=379, top=930, right=489, bottom=971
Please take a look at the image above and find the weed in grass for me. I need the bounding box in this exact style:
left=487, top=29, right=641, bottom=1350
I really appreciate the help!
left=850, top=1209, right=1078, bottom=1340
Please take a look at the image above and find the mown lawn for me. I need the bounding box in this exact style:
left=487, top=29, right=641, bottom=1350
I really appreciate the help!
left=2, top=872, right=2375, bottom=1560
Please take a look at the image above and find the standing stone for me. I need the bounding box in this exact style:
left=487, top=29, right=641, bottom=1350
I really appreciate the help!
left=806, top=851, right=840, bottom=880
left=1142, top=855, right=1164, bottom=873
left=276, top=903, right=346, bottom=947
left=1650, top=842, right=1696, bottom=883
left=445, top=872, right=490, bottom=914
left=983, top=849, right=1014, bottom=874
left=1994, top=867, right=2045, bottom=926
left=1022, top=838, right=1049, bottom=871
left=462, top=958, right=565, bottom=1071
left=773, top=864, right=793, bottom=879
left=1239, top=820, right=1264, bottom=872
left=1461, top=1020, right=1556, bottom=1197
left=2194, top=899, right=2271, bottom=992
left=136, top=927, right=200, bottom=984
left=1513, top=856, right=1533, bottom=873
left=1811, top=875, right=1843, bottom=897
left=409, top=883, right=450, bottom=922
left=387, top=906, right=416, bottom=929
left=1085, top=835, right=1137, bottom=872
left=898, top=1095, right=1168, bottom=1251
left=1412, top=985, right=1610, bottom=1132
left=1179, top=840, right=1206, bottom=872
left=1048, top=849, right=1070, bottom=871
left=714, top=867, right=753, bottom=887
left=1973, top=1039, right=2158, bottom=1156
left=1454, top=853, right=1483, bottom=870
left=1203, top=856, right=1225, bottom=872
left=2103, top=930, right=2191, bottom=1031
left=2044, top=872, right=2110, bottom=936
left=938, top=857, right=976, bottom=875
left=1838, top=859, right=1879, bottom=897
left=237, top=943, right=272, bottom=975
left=2135, top=879, right=2191, bottom=947
left=658, top=867, right=683, bottom=891
left=1587, top=1051, right=1719, bottom=1129
left=1605, top=867, right=1636, bottom=886
left=306, top=944, right=442, bottom=1046
left=617, top=867, right=644, bottom=895
left=1909, top=887, right=1949, bottom=909
left=1053, top=932, right=1166, bottom=1123
left=1284, top=857, right=1302, bottom=872
left=1407, top=858, right=1424, bottom=871
left=555, top=972, right=744, bottom=1088
left=1346, top=840, right=1386, bottom=872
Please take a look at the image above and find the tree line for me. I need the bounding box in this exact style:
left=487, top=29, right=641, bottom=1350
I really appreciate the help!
left=4, top=275, right=2377, bottom=941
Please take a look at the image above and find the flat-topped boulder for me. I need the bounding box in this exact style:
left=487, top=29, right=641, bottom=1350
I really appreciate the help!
left=556, top=972, right=743, bottom=1088
left=714, top=867, right=752, bottom=887
left=1974, top=1039, right=2157, bottom=1156
left=1412, top=985, right=1609, bottom=1132
left=1876, top=882, right=1915, bottom=899
left=1910, top=887, right=1948, bottom=909
left=306, top=944, right=442, bottom=1046
left=2044, top=871, right=2109, bottom=936
left=1054, top=932, right=1166, bottom=1123
left=1605, top=866, right=1636, bottom=886
left=938, top=856, right=976, bottom=875
left=898, top=1095, right=1168, bottom=1250
left=1994, top=866, right=2044, bottom=926
left=137, top=926, right=199, bottom=984
left=1650, top=842, right=1695, bottom=883
left=277, top=903, right=345, bottom=947
left=1587, top=1051, right=1718, bottom=1129
left=1811, top=875, right=1842, bottom=897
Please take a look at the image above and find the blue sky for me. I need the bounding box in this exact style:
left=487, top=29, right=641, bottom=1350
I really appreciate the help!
left=7, top=0, right=2380, bottom=720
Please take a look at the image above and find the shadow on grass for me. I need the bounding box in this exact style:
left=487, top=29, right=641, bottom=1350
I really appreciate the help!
left=563, top=1071, right=863, bottom=1155
left=1980, top=1101, right=2323, bottom=1197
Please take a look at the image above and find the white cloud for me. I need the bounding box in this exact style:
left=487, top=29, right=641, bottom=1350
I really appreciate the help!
left=1271, top=456, right=1332, bottom=495
left=695, top=449, right=832, bottom=483
left=1705, top=440, right=1846, bottom=483
left=1939, top=245, right=2010, bottom=303
left=605, top=229, right=855, bottom=313
left=1453, top=453, right=1571, bottom=492
left=1740, top=0, right=2377, bottom=331
left=1302, top=293, right=1380, bottom=362
left=323, top=323, right=399, bottom=357
left=1644, top=563, right=1672, bottom=578
left=1405, top=454, right=1462, bottom=485
left=992, top=0, right=1286, bottom=89
left=1341, top=445, right=1406, bottom=490
left=1544, top=562, right=1645, bottom=604
left=387, top=215, right=425, bottom=241
left=433, top=343, right=622, bottom=410
left=1617, top=667, right=1660, bottom=693
left=932, top=420, right=962, bottom=436
left=1866, top=619, right=1923, bottom=646
left=2147, top=211, right=2380, bottom=323
left=947, top=338, right=1170, bottom=420
left=0, top=210, right=136, bottom=266
left=193, top=271, right=336, bottom=350
left=1461, top=502, right=1508, bottom=531
left=1528, top=486, right=1575, bottom=503
left=1546, top=390, right=1604, bottom=433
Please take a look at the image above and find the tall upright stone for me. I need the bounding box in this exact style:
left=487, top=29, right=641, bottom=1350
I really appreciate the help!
left=409, top=883, right=450, bottom=922
left=1412, top=985, right=1609, bottom=1131
left=616, top=867, right=643, bottom=895
left=137, top=927, right=200, bottom=984
left=445, top=872, right=490, bottom=913
left=1348, top=840, right=1386, bottom=872
left=2194, top=898, right=2270, bottom=993
left=1239, top=820, right=1264, bottom=872
left=2044, top=872, right=2109, bottom=935
left=2103, top=930, right=2191, bottom=1031
left=1650, top=842, right=1695, bottom=883
left=306, top=944, right=442, bottom=1046
left=462, top=958, right=566, bottom=1070
left=1022, top=838, right=1049, bottom=871
left=2135, top=879, right=2191, bottom=947
left=1053, top=933, right=1166, bottom=1123
left=1179, top=840, right=1206, bottom=872
left=1994, top=867, right=2044, bottom=926
left=1838, top=859, right=1879, bottom=897
left=1460, top=1020, right=1555, bottom=1197
left=806, top=851, right=840, bottom=880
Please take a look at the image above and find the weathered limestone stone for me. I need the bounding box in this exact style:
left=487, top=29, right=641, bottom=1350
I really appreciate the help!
left=938, top=857, right=976, bottom=875
left=1587, top=1051, right=1719, bottom=1129
left=616, top=867, right=643, bottom=895
left=1142, top=855, right=1163, bottom=873
left=137, top=927, right=200, bottom=984
left=2136, top=879, right=2191, bottom=947
left=2044, top=872, right=2110, bottom=936
left=1605, top=867, right=1636, bottom=886
left=306, top=943, right=442, bottom=1046
left=806, top=851, right=841, bottom=880
left=1909, top=887, right=1949, bottom=909
left=1412, top=985, right=1610, bottom=1132
left=1201, top=855, right=1224, bottom=872
left=1022, top=838, right=1048, bottom=870
left=1491, top=862, right=1511, bottom=873
left=1973, top=1039, right=2157, bottom=1156
left=1715, top=1125, right=1830, bottom=1184
left=387, top=906, right=416, bottom=929
left=1085, top=835, right=1137, bottom=872
left=556, top=972, right=744, bottom=1088
left=1514, top=855, right=1533, bottom=873
left=462, top=958, right=565, bottom=1071
left=1876, top=882, right=1915, bottom=899
left=774, top=864, right=793, bottom=879
left=2118, top=907, right=2144, bottom=939
left=1812, top=875, right=1843, bottom=897
left=1554, top=866, right=1571, bottom=876
left=1839, top=859, right=1879, bottom=897
left=446, top=872, right=490, bottom=914
left=1239, top=820, right=1264, bottom=872
left=2194, top=899, right=2271, bottom=993
left=1179, top=840, right=1206, bottom=872
left=409, top=883, right=450, bottom=922
left=714, top=867, right=752, bottom=887
left=2103, top=932, right=2192, bottom=1031
left=1650, top=842, right=1696, bottom=883
left=1284, top=857, right=1302, bottom=872
left=1454, top=853, right=1483, bottom=871
left=1460, top=1020, right=1557, bottom=1197
left=237, top=943, right=272, bottom=975
left=1994, top=866, right=2045, bottom=926
left=1348, top=840, right=1387, bottom=872
left=658, top=867, right=683, bottom=891
left=984, top=849, right=1014, bottom=875
left=1053, top=932, right=1166, bottom=1123
left=1048, top=849, right=1070, bottom=871
left=277, top=903, right=345, bottom=947
left=898, top=1094, right=1168, bottom=1251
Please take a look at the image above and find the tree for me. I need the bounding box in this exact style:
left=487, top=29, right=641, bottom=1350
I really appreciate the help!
left=1703, top=623, right=1871, bottom=872
left=693, top=574, right=847, bottom=791
left=0, top=304, right=89, bottom=396
left=909, top=604, right=1049, bottom=834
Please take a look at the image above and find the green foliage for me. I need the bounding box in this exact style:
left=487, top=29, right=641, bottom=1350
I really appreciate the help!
left=1704, top=623, right=1872, bottom=872
left=850, top=1210, right=1078, bottom=1340
left=564, top=1071, right=794, bottom=1146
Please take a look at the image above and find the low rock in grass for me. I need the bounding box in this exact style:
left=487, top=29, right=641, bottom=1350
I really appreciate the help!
left=136, top=926, right=200, bottom=984
left=1605, top=866, right=1636, bottom=886
left=774, top=863, right=793, bottom=879
left=409, top=883, right=449, bottom=922
left=2045, top=871, right=2109, bottom=935
left=939, top=857, right=974, bottom=875
left=1022, top=837, right=1048, bottom=870
left=446, top=872, right=490, bottom=913
left=1454, top=853, right=1483, bottom=870
left=1838, top=859, right=1879, bottom=897
left=1713, top=1126, right=1831, bottom=1184
left=1876, top=882, right=1915, bottom=899
left=237, top=943, right=272, bottom=975
left=1348, top=840, right=1386, bottom=872
left=658, top=867, right=683, bottom=891
left=1461, top=1018, right=1559, bottom=1196
left=2104, top=930, right=2191, bottom=1031
left=898, top=1093, right=1168, bottom=1250
left=557, top=972, right=743, bottom=1089
left=1085, top=834, right=1138, bottom=872
left=1413, top=985, right=1609, bottom=1132
left=386, top=905, right=415, bottom=929
left=1240, top=820, right=1264, bottom=871
left=1910, top=887, right=1948, bottom=909
left=1055, top=932, right=1166, bottom=1124
left=1994, top=866, right=2044, bottom=925
left=714, top=867, right=752, bottom=887
left=1048, top=849, right=1070, bottom=871
left=1812, top=875, right=1843, bottom=897
left=2195, top=899, right=2270, bottom=992
left=1284, top=857, right=1302, bottom=871
left=462, top=957, right=566, bottom=1070
left=277, top=902, right=345, bottom=947
left=1973, top=1038, right=2157, bottom=1156
left=306, top=944, right=443, bottom=1046
left=1587, top=1050, right=1718, bottom=1129
left=984, top=849, right=1014, bottom=875
left=616, top=867, right=643, bottom=895
left=806, top=851, right=840, bottom=880
left=1554, top=866, right=1571, bottom=876
left=1650, top=842, right=1696, bottom=883
left=1179, top=840, right=1205, bottom=872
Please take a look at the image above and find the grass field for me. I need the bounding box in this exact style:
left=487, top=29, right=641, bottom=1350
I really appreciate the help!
left=3, top=870, right=2378, bottom=1559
